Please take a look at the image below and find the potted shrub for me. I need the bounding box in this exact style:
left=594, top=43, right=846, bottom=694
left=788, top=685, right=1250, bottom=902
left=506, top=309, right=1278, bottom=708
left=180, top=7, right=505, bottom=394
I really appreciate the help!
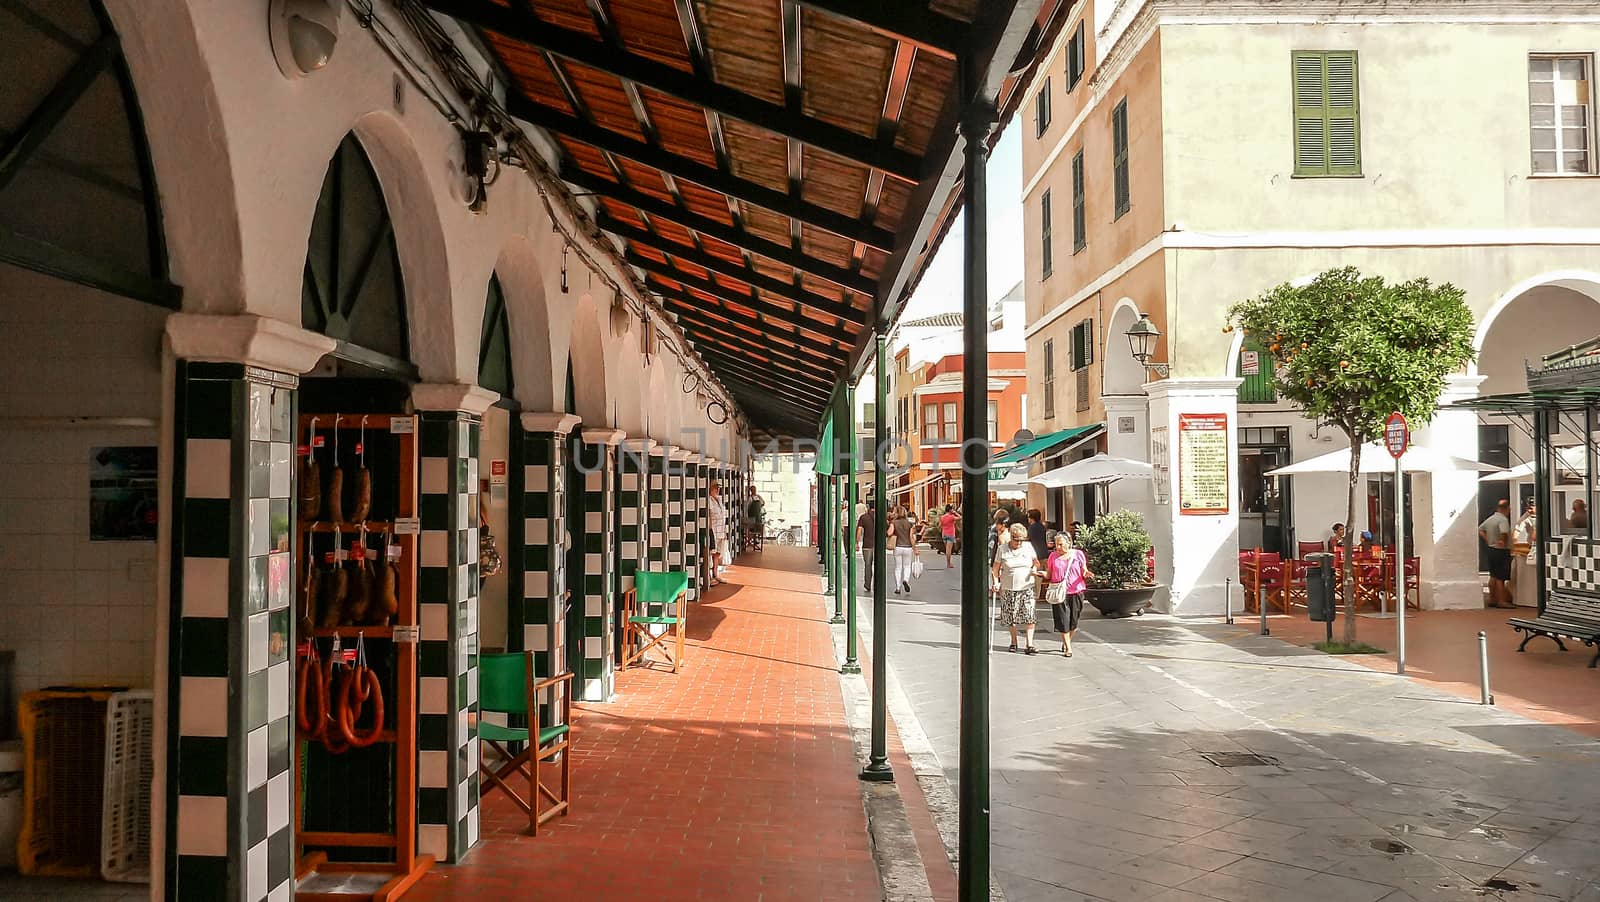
left=1076, top=510, right=1160, bottom=618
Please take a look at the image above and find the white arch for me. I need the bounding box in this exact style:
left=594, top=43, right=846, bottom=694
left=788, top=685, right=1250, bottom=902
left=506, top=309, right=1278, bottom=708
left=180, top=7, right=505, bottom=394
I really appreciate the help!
left=1470, top=270, right=1600, bottom=374
left=1103, top=297, right=1148, bottom=393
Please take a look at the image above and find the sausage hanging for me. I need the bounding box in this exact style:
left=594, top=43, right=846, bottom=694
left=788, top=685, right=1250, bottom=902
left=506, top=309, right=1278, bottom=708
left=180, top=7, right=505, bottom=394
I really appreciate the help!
left=327, top=414, right=346, bottom=524
left=296, top=645, right=325, bottom=740
left=299, top=416, right=321, bottom=522
left=336, top=636, right=384, bottom=748
left=344, top=525, right=373, bottom=625
left=350, top=415, right=372, bottom=523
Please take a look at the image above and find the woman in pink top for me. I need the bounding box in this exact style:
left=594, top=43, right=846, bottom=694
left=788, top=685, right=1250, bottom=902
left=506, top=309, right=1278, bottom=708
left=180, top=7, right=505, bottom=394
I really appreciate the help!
left=1045, top=533, right=1093, bottom=657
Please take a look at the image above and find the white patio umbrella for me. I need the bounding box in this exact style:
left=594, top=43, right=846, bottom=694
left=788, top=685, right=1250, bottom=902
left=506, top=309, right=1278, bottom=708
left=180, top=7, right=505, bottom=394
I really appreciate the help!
left=1029, top=454, right=1155, bottom=489
left=1479, top=461, right=1534, bottom=483
left=1478, top=447, right=1584, bottom=482
left=1266, top=443, right=1503, bottom=476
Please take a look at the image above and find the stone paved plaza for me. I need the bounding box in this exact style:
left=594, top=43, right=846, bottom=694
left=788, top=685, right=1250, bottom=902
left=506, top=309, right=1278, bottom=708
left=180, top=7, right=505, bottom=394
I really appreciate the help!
left=884, top=561, right=1600, bottom=901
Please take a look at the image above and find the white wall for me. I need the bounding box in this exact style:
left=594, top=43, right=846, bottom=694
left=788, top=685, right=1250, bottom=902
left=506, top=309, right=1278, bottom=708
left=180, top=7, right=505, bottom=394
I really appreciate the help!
left=1159, top=19, right=1600, bottom=235
left=0, top=266, right=163, bottom=694
left=752, top=455, right=814, bottom=545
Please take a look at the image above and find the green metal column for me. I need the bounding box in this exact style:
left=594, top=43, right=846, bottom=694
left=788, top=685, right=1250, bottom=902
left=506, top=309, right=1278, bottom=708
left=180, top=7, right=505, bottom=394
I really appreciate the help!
left=832, top=475, right=845, bottom=623
left=861, top=332, right=892, bottom=781
left=957, top=92, right=996, bottom=902
left=844, top=383, right=861, bottom=673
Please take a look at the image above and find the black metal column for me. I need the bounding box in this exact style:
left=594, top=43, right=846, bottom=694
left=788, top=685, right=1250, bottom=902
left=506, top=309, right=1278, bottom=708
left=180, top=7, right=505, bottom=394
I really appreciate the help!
left=957, top=98, right=995, bottom=902
left=862, top=331, right=892, bottom=781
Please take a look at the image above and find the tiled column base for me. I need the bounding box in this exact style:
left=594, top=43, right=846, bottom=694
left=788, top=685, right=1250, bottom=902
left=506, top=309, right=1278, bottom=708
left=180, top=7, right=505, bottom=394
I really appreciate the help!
left=576, top=429, right=622, bottom=700
left=647, top=446, right=667, bottom=570
left=169, top=362, right=296, bottom=902
left=615, top=438, right=653, bottom=659
left=518, top=413, right=580, bottom=717
left=414, top=386, right=494, bottom=863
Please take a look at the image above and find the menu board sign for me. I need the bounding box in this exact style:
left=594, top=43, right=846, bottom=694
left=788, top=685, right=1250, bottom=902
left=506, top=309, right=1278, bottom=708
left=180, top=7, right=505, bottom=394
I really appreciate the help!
left=1150, top=426, right=1170, bottom=504
left=1178, top=413, right=1229, bottom=515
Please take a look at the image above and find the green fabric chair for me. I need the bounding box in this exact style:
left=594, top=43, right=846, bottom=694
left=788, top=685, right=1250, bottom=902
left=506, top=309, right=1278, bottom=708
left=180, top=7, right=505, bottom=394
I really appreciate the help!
left=477, top=651, right=572, bottom=834
left=622, top=570, right=690, bottom=672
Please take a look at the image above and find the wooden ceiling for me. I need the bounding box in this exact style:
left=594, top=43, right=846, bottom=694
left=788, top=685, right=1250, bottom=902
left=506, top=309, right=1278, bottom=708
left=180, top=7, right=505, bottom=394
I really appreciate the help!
left=422, top=0, right=1066, bottom=441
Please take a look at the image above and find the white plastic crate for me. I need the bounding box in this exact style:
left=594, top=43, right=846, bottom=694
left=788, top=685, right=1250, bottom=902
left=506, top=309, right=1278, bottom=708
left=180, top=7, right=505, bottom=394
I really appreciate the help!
left=101, top=690, right=153, bottom=883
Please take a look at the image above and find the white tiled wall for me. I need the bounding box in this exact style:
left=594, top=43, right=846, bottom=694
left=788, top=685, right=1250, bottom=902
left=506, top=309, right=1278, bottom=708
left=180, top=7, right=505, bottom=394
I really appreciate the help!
left=0, top=265, right=165, bottom=694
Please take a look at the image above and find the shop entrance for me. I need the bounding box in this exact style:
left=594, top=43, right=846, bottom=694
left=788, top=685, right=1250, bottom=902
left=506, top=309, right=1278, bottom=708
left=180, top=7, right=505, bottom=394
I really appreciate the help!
left=1239, top=427, right=1292, bottom=554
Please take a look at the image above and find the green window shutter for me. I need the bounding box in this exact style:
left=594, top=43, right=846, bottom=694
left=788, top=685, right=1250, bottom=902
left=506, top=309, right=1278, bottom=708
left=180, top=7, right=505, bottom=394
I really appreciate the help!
left=1040, top=189, right=1053, bottom=277
left=1237, top=337, right=1277, bottom=404
left=1071, top=150, right=1086, bottom=252
left=1294, top=51, right=1361, bottom=177
left=1112, top=100, right=1130, bottom=217
left=1066, top=23, right=1085, bottom=92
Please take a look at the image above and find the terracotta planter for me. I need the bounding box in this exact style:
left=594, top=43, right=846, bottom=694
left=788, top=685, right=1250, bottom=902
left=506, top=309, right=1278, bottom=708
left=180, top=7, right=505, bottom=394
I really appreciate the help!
left=1085, top=585, right=1159, bottom=618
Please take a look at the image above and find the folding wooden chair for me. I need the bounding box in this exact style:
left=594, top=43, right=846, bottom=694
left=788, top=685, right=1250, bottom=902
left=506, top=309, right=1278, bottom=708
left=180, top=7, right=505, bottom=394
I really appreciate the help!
left=477, top=652, right=573, bottom=835
left=1283, top=560, right=1310, bottom=611
left=622, top=570, right=690, bottom=672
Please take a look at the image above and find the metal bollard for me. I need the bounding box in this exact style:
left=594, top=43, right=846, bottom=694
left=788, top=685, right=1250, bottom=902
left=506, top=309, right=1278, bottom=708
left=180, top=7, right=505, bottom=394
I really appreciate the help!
left=1225, top=577, right=1234, bottom=625
left=1478, top=630, right=1494, bottom=705
left=1259, top=585, right=1269, bottom=636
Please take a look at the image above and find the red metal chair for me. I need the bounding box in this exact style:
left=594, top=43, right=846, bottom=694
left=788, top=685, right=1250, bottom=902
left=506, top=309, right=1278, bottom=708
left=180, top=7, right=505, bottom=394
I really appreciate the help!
left=1297, top=541, right=1326, bottom=559
left=1283, top=560, right=1310, bottom=611
left=1255, top=553, right=1287, bottom=614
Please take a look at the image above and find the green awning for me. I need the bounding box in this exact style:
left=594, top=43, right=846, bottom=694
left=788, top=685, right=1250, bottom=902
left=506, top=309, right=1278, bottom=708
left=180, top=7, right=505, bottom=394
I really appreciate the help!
left=815, top=414, right=836, bottom=475
left=991, top=424, right=1103, bottom=467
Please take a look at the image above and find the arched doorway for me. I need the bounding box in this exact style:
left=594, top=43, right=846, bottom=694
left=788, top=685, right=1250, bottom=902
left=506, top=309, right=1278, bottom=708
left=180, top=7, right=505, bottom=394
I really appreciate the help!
left=1474, top=274, right=1600, bottom=563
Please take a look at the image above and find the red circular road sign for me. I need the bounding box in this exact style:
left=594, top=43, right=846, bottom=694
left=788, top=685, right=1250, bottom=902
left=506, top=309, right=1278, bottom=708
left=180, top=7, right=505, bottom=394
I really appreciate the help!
left=1384, top=412, right=1409, bottom=459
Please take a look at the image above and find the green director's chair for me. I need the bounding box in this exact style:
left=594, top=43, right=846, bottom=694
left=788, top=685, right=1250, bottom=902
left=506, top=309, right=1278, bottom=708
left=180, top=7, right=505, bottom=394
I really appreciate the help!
left=477, top=651, right=573, bottom=835
left=622, top=570, right=690, bottom=672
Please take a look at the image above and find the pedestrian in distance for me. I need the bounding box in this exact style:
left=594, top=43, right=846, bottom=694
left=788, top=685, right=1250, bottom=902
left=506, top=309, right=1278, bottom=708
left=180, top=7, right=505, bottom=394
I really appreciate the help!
left=856, top=502, right=876, bottom=592
left=1479, top=498, right=1513, bottom=608
left=707, top=482, right=728, bottom=586
left=889, top=504, right=919, bottom=594
left=1327, top=522, right=1346, bottom=552
left=1045, top=532, right=1093, bottom=657
left=992, top=523, right=1044, bottom=655
left=938, top=504, right=960, bottom=568
left=987, top=509, right=1010, bottom=567
left=1026, top=509, right=1050, bottom=597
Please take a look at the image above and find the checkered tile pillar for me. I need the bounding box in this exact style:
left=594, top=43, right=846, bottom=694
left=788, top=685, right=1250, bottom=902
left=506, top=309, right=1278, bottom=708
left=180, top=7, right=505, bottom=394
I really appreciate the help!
left=576, top=429, right=622, bottom=700
left=168, top=362, right=296, bottom=902
left=647, top=446, right=668, bottom=568
left=615, top=438, right=653, bottom=654
left=414, top=406, right=483, bottom=864
left=667, top=450, right=686, bottom=574
left=683, top=459, right=699, bottom=601
left=516, top=413, right=580, bottom=714
left=697, top=462, right=711, bottom=591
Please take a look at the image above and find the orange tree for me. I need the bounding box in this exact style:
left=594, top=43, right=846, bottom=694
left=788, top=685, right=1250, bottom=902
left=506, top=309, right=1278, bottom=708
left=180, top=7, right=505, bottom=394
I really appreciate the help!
left=1227, top=267, right=1474, bottom=643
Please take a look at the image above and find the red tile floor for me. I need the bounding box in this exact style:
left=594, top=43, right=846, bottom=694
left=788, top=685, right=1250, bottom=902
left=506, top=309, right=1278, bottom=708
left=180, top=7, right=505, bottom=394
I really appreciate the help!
left=408, top=546, right=908, bottom=901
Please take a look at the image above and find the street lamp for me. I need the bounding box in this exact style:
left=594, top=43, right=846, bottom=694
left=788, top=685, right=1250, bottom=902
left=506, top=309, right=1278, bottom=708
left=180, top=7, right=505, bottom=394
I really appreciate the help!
left=1125, top=312, right=1170, bottom=377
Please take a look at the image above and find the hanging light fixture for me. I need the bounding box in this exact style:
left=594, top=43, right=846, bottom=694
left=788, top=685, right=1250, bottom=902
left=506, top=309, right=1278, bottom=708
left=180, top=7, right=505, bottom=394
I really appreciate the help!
left=269, top=0, right=341, bottom=79
left=609, top=294, right=631, bottom=337
left=1124, top=312, right=1169, bottom=377
left=559, top=244, right=569, bottom=293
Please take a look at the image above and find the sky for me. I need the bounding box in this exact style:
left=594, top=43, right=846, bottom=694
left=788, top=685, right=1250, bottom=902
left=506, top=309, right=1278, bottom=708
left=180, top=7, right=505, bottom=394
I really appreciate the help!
left=898, top=127, right=1025, bottom=321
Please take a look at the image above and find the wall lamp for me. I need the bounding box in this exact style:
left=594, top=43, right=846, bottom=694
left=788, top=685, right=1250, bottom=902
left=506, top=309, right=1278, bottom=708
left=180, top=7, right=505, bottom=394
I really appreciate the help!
left=1124, top=312, right=1170, bottom=378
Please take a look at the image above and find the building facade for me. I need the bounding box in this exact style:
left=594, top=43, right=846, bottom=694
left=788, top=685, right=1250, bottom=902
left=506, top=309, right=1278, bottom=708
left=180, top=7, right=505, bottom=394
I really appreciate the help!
left=905, top=351, right=1029, bottom=513
left=1020, top=0, right=1600, bottom=613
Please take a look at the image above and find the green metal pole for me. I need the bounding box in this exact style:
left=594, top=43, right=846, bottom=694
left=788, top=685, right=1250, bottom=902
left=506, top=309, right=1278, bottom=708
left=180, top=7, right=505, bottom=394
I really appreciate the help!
left=861, top=332, right=893, bottom=781
left=844, top=383, right=861, bottom=673
left=957, top=93, right=995, bottom=902
left=832, top=476, right=846, bottom=624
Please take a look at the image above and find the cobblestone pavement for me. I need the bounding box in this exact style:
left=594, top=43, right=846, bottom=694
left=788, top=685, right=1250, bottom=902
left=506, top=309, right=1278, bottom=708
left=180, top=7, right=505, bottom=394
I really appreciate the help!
left=886, top=558, right=1600, bottom=902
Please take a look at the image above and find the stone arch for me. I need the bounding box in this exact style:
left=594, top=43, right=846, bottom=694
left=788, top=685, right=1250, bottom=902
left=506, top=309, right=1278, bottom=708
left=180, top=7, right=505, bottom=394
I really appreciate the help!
left=1104, top=298, right=1147, bottom=395
left=101, top=0, right=242, bottom=310
left=490, top=234, right=556, bottom=410
left=346, top=111, right=454, bottom=379
left=568, top=291, right=611, bottom=426
left=1471, top=271, right=1600, bottom=389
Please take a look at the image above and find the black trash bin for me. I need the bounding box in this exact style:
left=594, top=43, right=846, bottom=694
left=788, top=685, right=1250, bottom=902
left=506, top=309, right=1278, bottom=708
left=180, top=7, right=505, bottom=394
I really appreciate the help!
left=1305, top=552, right=1336, bottom=641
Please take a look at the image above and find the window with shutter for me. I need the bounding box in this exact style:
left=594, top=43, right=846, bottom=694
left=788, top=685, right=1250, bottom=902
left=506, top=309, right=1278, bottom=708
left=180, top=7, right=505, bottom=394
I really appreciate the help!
left=1529, top=55, right=1595, bottom=175
left=942, top=402, right=958, bottom=444
left=1040, top=189, right=1053, bottom=278
left=1112, top=100, right=1130, bottom=218
left=1076, top=368, right=1091, bottom=412
left=1035, top=78, right=1052, bottom=137
left=1293, top=51, right=1362, bottom=177
left=1071, top=150, right=1086, bottom=253
left=1069, top=318, right=1095, bottom=370
left=1066, top=22, right=1085, bottom=92
left=1043, top=339, right=1056, bottom=419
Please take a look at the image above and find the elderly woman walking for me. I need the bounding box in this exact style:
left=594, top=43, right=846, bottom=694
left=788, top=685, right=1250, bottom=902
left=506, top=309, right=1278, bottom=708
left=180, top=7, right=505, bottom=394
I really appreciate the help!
left=1045, top=533, right=1093, bottom=657
left=992, top=523, right=1045, bottom=654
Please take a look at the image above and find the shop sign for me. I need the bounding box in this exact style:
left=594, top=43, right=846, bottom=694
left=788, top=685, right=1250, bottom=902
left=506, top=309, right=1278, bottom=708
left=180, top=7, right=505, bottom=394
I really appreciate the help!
left=1177, top=413, right=1229, bottom=515
left=489, top=458, right=508, bottom=504
left=1240, top=350, right=1260, bottom=376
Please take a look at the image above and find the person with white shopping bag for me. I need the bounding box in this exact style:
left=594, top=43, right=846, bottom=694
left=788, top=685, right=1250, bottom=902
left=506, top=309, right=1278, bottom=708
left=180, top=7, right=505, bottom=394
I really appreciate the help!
left=1045, top=532, right=1093, bottom=657
left=888, top=504, right=920, bottom=594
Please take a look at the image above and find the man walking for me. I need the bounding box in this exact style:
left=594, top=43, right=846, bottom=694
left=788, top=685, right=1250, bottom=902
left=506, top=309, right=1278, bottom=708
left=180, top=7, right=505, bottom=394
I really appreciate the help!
left=1479, top=498, right=1512, bottom=609
left=856, top=501, right=876, bottom=592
